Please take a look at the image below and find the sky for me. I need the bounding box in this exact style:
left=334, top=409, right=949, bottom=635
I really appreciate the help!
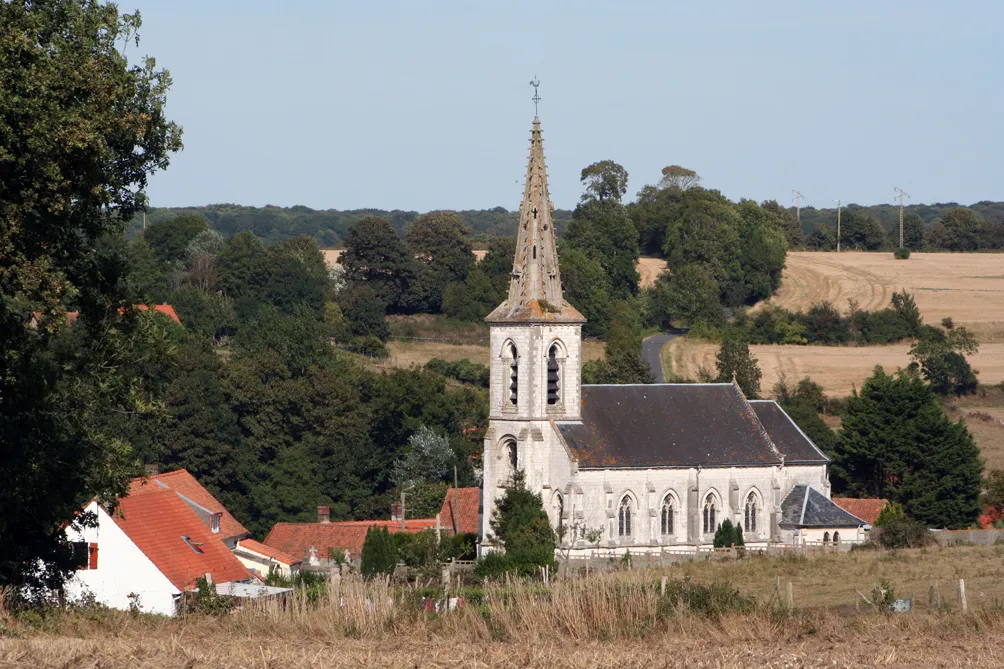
left=128, top=0, right=1004, bottom=212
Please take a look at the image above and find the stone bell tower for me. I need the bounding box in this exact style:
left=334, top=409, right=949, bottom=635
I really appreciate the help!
left=480, top=112, right=585, bottom=546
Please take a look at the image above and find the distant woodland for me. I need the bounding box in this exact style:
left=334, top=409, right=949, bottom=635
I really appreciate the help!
left=132, top=199, right=1004, bottom=251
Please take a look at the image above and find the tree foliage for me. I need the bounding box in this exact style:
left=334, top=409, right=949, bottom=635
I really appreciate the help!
left=0, top=0, right=182, bottom=593
left=831, top=367, right=982, bottom=528
left=714, top=336, right=762, bottom=399
left=579, top=160, right=629, bottom=203
left=479, top=469, right=556, bottom=577
left=360, top=526, right=398, bottom=579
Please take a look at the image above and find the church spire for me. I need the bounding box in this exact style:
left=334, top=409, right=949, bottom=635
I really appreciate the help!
left=485, top=115, right=584, bottom=324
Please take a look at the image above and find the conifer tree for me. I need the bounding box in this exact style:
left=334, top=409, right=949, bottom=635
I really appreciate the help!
left=361, top=526, right=398, bottom=579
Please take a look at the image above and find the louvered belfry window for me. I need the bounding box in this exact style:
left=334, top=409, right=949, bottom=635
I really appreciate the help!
left=508, top=343, right=518, bottom=405
left=546, top=344, right=560, bottom=405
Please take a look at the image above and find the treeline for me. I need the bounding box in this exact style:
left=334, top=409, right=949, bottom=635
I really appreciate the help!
left=111, top=216, right=492, bottom=538
left=801, top=207, right=1004, bottom=252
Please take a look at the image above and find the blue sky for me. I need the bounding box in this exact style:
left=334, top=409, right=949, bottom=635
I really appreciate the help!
left=129, top=1, right=1003, bottom=212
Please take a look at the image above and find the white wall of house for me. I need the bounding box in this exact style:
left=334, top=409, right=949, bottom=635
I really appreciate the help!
left=233, top=543, right=297, bottom=579
left=65, top=502, right=179, bottom=616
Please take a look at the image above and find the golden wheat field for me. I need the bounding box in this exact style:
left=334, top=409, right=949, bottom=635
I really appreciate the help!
left=6, top=546, right=1004, bottom=668
left=760, top=252, right=1004, bottom=343
left=665, top=338, right=1004, bottom=397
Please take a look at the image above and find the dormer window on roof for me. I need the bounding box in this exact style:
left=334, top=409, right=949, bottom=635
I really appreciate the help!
left=182, top=536, right=205, bottom=554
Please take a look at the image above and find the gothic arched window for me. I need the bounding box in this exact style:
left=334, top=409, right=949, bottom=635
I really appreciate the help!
left=823, top=531, right=830, bottom=543
left=660, top=495, right=675, bottom=536
left=507, top=343, right=518, bottom=406
left=744, top=492, right=758, bottom=534
left=554, top=493, right=564, bottom=531
left=832, top=531, right=840, bottom=545
left=506, top=439, right=518, bottom=472
left=702, top=494, right=717, bottom=534
left=546, top=343, right=561, bottom=406
left=618, top=496, right=632, bottom=537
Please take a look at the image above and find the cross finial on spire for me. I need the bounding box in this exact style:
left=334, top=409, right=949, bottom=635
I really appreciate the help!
left=529, top=76, right=541, bottom=116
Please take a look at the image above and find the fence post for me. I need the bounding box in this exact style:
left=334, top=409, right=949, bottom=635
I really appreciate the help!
left=931, top=582, right=941, bottom=610
left=661, top=576, right=667, bottom=596
left=958, top=579, right=967, bottom=613
left=787, top=581, right=793, bottom=609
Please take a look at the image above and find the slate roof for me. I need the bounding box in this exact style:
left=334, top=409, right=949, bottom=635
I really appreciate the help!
left=438, top=487, right=481, bottom=535
left=555, top=384, right=783, bottom=468
left=113, top=491, right=251, bottom=590
left=780, top=485, right=866, bottom=529
left=831, top=498, right=887, bottom=526
left=265, top=519, right=438, bottom=562
left=748, top=400, right=830, bottom=464
left=129, top=469, right=249, bottom=541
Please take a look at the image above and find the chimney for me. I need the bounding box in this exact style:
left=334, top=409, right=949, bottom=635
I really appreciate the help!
left=204, top=572, right=213, bottom=584
left=390, top=503, right=403, bottom=522
left=317, top=505, right=330, bottom=524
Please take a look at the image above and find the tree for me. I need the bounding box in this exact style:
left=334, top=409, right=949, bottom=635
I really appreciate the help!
left=773, top=376, right=837, bottom=455
left=839, top=211, right=885, bottom=250
left=392, top=426, right=454, bottom=490
left=831, top=367, right=982, bottom=528
left=658, top=165, right=701, bottom=191
left=407, top=211, right=475, bottom=312
left=579, top=160, right=629, bottom=203
left=715, top=336, right=762, bottom=398
left=340, top=216, right=419, bottom=312
left=482, top=470, right=556, bottom=576
left=360, top=527, right=398, bottom=579
left=713, top=518, right=744, bottom=548
left=582, top=300, right=654, bottom=385
left=806, top=224, right=836, bottom=251
left=647, top=264, right=724, bottom=330
left=565, top=199, right=640, bottom=299
left=145, top=214, right=209, bottom=266
left=761, top=200, right=804, bottom=248
left=0, top=0, right=182, bottom=593
left=559, top=248, right=613, bottom=336
left=339, top=284, right=389, bottom=340
left=927, top=208, right=988, bottom=251
left=736, top=200, right=788, bottom=302
left=627, top=184, right=682, bottom=256
left=902, top=213, right=925, bottom=250
left=909, top=322, right=979, bottom=396
left=216, top=231, right=271, bottom=310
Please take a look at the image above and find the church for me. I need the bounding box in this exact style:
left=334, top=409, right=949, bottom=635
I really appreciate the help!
left=480, top=115, right=867, bottom=556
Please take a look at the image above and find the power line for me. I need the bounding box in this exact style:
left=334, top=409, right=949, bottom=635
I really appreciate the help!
left=831, top=198, right=847, bottom=251
left=894, top=187, right=910, bottom=249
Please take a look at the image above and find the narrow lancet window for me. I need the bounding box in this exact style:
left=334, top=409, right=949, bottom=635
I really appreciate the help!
left=618, top=497, right=632, bottom=537
left=508, top=343, right=518, bottom=406
left=744, top=492, right=758, bottom=534
left=703, top=495, right=717, bottom=534
left=546, top=344, right=560, bottom=405
left=661, top=496, right=674, bottom=536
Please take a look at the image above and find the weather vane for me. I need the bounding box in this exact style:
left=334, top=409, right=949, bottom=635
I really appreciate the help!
left=530, top=76, right=541, bottom=116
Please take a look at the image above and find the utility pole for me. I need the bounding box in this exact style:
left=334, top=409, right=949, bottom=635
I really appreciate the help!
left=791, top=190, right=804, bottom=229
left=833, top=200, right=845, bottom=252
left=894, top=187, right=910, bottom=249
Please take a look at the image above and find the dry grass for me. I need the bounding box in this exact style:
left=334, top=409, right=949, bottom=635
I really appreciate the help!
left=7, top=547, right=1004, bottom=667
left=666, top=337, right=1004, bottom=397
left=759, top=251, right=1004, bottom=343
left=945, top=388, right=1004, bottom=471
left=377, top=339, right=605, bottom=371
left=636, top=256, right=667, bottom=289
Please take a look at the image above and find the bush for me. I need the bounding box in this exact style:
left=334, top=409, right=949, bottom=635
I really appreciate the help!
left=656, top=578, right=757, bottom=619
left=345, top=335, right=388, bottom=358
left=713, top=518, right=744, bottom=548
left=425, top=358, right=489, bottom=387
left=877, top=515, right=929, bottom=549
left=894, top=247, right=911, bottom=260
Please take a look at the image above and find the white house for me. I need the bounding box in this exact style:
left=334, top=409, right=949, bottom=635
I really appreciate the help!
left=65, top=485, right=252, bottom=615
left=479, top=114, right=867, bottom=557
left=232, top=538, right=301, bottom=580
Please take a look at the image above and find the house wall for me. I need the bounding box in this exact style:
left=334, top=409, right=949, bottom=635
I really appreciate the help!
left=233, top=547, right=296, bottom=579
left=65, top=502, right=179, bottom=616
left=780, top=526, right=866, bottom=545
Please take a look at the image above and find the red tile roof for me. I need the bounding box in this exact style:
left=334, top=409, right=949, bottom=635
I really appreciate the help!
left=129, top=469, right=249, bottom=540
left=438, top=487, right=481, bottom=535
left=236, top=538, right=301, bottom=566
left=113, top=491, right=251, bottom=590
left=138, top=303, right=182, bottom=325
left=265, top=519, right=438, bottom=562
left=831, top=498, right=888, bottom=526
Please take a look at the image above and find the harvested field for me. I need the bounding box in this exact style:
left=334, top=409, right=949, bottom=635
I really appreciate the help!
left=7, top=545, right=1004, bottom=668
left=945, top=389, right=1004, bottom=471
left=666, top=338, right=1004, bottom=397
left=760, top=251, right=1004, bottom=342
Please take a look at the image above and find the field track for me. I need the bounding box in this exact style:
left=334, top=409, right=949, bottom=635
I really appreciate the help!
left=760, top=251, right=1004, bottom=342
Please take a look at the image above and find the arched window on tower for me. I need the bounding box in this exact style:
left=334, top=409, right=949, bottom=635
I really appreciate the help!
left=744, top=492, right=758, bottom=534
left=703, top=494, right=717, bottom=535
left=618, top=496, right=632, bottom=538
left=507, top=343, right=518, bottom=406
left=547, top=343, right=561, bottom=406
left=553, top=493, right=564, bottom=532
left=660, top=495, right=675, bottom=536
left=506, top=439, right=518, bottom=472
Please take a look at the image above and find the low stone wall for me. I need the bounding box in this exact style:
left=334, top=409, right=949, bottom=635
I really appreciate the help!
left=928, top=529, right=1004, bottom=546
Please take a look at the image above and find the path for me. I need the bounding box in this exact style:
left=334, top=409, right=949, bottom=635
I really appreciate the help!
left=642, top=330, right=686, bottom=383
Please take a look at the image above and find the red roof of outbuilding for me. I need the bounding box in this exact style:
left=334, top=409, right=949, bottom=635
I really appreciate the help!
left=129, top=469, right=249, bottom=540
left=264, top=519, right=438, bottom=562
left=831, top=498, right=888, bottom=526
left=112, top=491, right=251, bottom=590
left=438, top=487, right=481, bottom=535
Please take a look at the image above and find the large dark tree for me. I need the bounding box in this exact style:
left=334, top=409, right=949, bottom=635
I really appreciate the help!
left=144, top=214, right=209, bottom=266
left=407, top=211, right=475, bottom=312
left=927, top=208, right=989, bottom=251
left=832, top=367, right=982, bottom=528
left=565, top=198, right=640, bottom=300
left=714, top=335, right=762, bottom=399
left=0, top=0, right=182, bottom=592
left=579, top=160, right=629, bottom=203
left=341, top=216, right=420, bottom=313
